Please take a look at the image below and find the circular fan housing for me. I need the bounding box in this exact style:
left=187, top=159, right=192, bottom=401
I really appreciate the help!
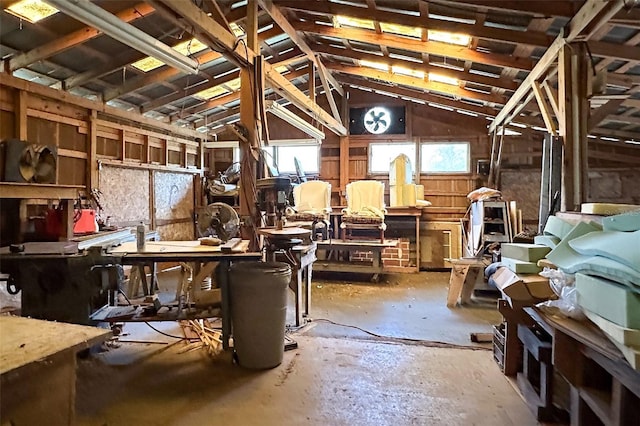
left=363, top=107, right=391, bottom=134
left=197, top=202, right=240, bottom=241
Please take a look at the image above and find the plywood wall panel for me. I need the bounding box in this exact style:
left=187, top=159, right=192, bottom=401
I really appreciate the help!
left=154, top=171, right=194, bottom=220
left=156, top=222, right=194, bottom=241
left=99, top=166, right=150, bottom=225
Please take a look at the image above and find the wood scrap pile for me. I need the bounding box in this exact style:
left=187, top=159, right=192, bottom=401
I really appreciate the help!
left=178, top=319, right=222, bottom=356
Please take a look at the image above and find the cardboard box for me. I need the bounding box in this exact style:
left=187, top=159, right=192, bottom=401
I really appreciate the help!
left=492, top=267, right=555, bottom=301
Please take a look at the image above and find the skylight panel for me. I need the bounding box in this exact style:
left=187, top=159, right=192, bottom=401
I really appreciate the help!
left=380, top=22, right=421, bottom=39
left=194, top=86, right=229, bottom=100
left=427, top=30, right=471, bottom=46
left=428, top=73, right=459, bottom=86
left=360, top=60, right=389, bottom=72
left=334, top=16, right=375, bottom=30
left=5, top=0, right=58, bottom=23
left=391, top=65, right=424, bottom=79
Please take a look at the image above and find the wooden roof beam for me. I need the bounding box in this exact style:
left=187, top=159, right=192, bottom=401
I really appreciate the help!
left=7, top=3, right=154, bottom=72
left=155, top=0, right=345, bottom=135
left=337, top=74, right=499, bottom=117
left=257, top=0, right=343, bottom=125
left=327, top=63, right=504, bottom=105
left=103, top=26, right=283, bottom=102
left=141, top=50, right=304, bottom=112
left=293, top=22, right=533, bottom=71
left=314, top=44, right=518, bottom=91
left=532, top=81, right=558, bottom=134
left=489, top=0, right=625, bottom=133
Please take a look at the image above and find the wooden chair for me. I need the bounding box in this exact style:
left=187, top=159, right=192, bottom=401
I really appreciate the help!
left=341, top=180, right=386, bottom=243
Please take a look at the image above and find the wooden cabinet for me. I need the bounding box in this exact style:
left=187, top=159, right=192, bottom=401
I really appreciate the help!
left=420, top=221, right=462, bottom=269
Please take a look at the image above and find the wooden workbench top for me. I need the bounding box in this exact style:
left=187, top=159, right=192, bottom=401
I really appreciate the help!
left=0, top=316, right=111, bottom=376
left=109, top=240, right=250, bottom=254
left=317, top=239, right=398, bottom=249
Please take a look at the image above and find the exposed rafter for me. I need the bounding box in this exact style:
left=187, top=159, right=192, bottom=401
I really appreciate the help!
left=314, top=44, right=518, bottom=91
left=155, top=0, right=346, bottom=135
left=489, top=0, right=626, bottom=133
left=293, top=22, right=534, bottom=71
left=327, top=63, right=505, bottom=105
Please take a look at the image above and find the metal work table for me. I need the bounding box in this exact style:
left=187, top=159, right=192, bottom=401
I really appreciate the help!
left=315, top=238, right=398, bottom=282
left=108, top=240, right=261, bottom=350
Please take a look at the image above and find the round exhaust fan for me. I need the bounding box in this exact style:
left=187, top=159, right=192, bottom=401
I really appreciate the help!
left=364, top=107, right=391, bottom=134
left=19, top=144, right=57, bottom=183
left=197, top=202, right=240, bottom=241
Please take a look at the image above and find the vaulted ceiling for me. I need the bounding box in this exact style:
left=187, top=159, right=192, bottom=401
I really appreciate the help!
left=1, top=0, right=639, bottom=145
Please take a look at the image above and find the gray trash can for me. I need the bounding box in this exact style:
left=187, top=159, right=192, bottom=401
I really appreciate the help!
left=229, top=261, right=291, bottom=369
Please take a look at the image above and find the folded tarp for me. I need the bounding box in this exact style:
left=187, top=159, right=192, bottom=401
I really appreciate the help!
left=569, top=230, right=640, bottom=273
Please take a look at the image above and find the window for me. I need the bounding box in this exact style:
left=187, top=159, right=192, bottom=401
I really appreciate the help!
left=420, top=142, right=470, bottom=173
left=276, top=145, right=319, bottom=174
left=369, top=142, right=416, bottom=174
left=259, top=145, right=319, bottom=174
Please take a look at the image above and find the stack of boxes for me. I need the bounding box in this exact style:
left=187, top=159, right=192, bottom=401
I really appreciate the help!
left=492, top=243, right=555, bottom=302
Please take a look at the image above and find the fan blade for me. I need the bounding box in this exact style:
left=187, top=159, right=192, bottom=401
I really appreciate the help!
left=379, top=119, right=387, bottom=127
left=374, top=123, right=380, bottom=131
left=365, top=120, right=374, bottom=125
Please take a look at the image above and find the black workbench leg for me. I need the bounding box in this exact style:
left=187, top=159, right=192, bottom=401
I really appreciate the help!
left=305, top=265, right=312, bottom=318
left=295, top=266, right=303, bottom=327
left=220, top=260, right=231, bottom=351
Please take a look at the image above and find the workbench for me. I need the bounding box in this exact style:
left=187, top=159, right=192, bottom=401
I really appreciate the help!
left=330, top=207, right=422, bottom=272
left=0, top=316, right=111, bottom=425
left=108, top=240, right=262, bottom=350
left=315, top=239, right=398, bottom=282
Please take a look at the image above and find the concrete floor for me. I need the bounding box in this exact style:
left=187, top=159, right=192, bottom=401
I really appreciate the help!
left=73, top=270, right=536, bottom=426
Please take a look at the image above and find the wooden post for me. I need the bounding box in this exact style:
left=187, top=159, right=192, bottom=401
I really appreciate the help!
left=238, top=0, right=260, bottom=249
left=558, top=43, right=589, bottom=211
left=87, top=110, right=98, bottom=190
left=14, top=89, right=27, bottom=140
left=308, top=60, right=316, bottom=102
left=60, top=199, right=74, bottom=241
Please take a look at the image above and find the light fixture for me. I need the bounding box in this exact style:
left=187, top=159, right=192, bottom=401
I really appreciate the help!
left=427, top=30, right=471, bottom=46
left=132, top=38, right=207, bottom=72
left=5, top=0, right=58, bottom=23
left=428, top=73, right=460, bottom=86
left=266, top=100, right=325, bottom=141
left=45, top=0, right=199, bottom=75
left=334, top=15, right=375, bottom=30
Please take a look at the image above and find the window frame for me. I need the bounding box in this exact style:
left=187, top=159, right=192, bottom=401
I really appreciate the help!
left=368, top=141, right=418, bottom=175
left=419, top=141, right=471, bottom=175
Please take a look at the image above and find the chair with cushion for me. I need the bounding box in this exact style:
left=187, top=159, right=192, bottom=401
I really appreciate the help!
left=286, top=180, right=332, bottom=239
left=341, top=180, right=387, bottom=242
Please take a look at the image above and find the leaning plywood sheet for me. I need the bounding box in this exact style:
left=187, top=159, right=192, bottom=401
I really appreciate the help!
left=583, top=309, right=640, bottom=347
left=569, top=230, right=640, bottom=273
left=99, top=166, right=150, bottom=225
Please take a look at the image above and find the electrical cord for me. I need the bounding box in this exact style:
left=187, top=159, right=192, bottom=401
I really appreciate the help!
left=116, top=289, right=187, bottom=340
left=310, top=318, right=492, bottom=351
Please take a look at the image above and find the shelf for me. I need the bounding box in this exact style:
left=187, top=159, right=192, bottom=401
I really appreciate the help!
left=0, top=182, right=83, bottom=199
